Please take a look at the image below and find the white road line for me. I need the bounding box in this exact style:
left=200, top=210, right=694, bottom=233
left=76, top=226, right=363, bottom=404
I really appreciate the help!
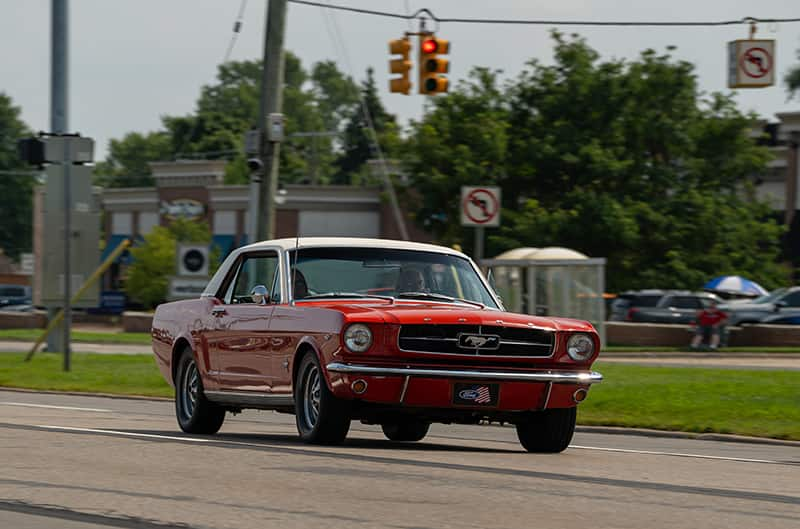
left=33, top=424, right=788, bottom=466
left=1, top=402, right=112, bottom=413
left=36, top=425, right=213, bottom=443
left=570, top=445, right=784, bottom=464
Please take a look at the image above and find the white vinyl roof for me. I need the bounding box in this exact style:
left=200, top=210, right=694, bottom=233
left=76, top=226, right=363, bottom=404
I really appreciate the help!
left=240, top=237, right=467, bottom=257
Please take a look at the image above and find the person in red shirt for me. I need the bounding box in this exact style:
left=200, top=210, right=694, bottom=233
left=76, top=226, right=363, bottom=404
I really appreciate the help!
left=690, top=299, right=728, bottom=350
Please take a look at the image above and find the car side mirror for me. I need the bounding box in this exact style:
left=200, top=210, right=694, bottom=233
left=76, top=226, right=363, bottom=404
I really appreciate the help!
left=250, top=284, right=270, bottom=305
left=775, top=300, right=787, bottom=312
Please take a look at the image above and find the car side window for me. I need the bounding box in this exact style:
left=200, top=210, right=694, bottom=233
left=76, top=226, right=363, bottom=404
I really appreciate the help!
left=224, top=252, right=281, bottom=304
left=670, top=296, right=702, bottom=309
left=780, top=291, right=800, bottom=307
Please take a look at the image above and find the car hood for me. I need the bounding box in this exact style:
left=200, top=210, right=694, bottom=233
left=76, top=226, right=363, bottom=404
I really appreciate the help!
left=304, top=300, right=596, bottom=332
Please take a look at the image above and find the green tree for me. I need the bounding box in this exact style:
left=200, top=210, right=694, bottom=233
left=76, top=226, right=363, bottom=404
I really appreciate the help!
left=125, top=218, right=215, bottom=309
left=96, top=54, right=361, bottom=186
left=786, top=48, right=800, bottom=98
left=406, top=33, right=787, bottom=291
left=94, top=131, right=172, bottom=187
left=0, top=93, right=33, bottom=259
left=334, top=68, right=401, bottom=184
left=404, top=68, right=508, bottom=243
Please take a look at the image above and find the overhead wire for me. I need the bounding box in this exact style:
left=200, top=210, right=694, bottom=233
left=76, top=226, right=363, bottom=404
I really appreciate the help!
left=223, top=0, right=249, bottom=64
left=321, top=0, right=410, bottom=239
left=289, top=1, right=800, bottom=27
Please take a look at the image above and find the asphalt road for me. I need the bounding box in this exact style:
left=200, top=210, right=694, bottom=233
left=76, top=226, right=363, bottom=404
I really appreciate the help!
left=0, top=390, right=798, bottom=529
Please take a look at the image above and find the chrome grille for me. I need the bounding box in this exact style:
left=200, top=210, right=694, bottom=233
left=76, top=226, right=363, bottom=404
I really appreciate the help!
left=398, top=324, right=554, bottom=357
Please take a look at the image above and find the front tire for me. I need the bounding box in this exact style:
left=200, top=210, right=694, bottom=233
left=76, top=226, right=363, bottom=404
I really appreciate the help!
left=382, top=420, right=430, bottom=442
left=516, top=407, right=576, bottom=453
left=294, top=353, right=351, bottom=445
left=175, top=348, right=225, bottom=434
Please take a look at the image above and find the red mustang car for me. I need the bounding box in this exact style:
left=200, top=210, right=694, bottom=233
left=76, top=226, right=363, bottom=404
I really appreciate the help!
left=152, top=238, right=602, bottom=452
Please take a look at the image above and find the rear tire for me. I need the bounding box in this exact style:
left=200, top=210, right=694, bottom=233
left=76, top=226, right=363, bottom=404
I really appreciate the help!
left=381, top=420, right=430, bottom=442
left=175, top=348, right=225, bottom=434
left=294, top=353, right=351, bottom=445
left=516, top=407, right=576, bottom=453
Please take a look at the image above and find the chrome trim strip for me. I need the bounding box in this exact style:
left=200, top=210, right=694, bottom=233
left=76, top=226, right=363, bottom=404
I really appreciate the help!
left=399, top=375, right=411, bottom=404
left=205, top=390, right=294, bottom=408
left=541, top=382, right=553, bottom=410
left=326, top=362, right=603, bottom=384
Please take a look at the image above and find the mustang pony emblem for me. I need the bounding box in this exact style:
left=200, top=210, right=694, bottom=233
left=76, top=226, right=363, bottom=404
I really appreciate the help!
left=457, top=333, right=501, bottom=350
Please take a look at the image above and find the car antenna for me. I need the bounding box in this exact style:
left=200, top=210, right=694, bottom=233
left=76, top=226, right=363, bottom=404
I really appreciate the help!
left=290, top=233, right=300, bottom=306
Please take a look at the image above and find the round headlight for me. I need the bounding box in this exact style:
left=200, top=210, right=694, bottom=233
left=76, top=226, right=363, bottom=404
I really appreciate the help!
left=343, top=324, right=373, bottom=353
left=566, top=334, right=595, bottom=361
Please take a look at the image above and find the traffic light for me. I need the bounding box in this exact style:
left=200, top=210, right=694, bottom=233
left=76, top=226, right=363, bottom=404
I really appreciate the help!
left=388, top=37, right=412, bottom=94
left=419, top=34, right=449, bottom=95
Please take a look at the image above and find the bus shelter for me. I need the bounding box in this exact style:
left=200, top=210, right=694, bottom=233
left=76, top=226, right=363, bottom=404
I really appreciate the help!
left=480, top=248, right=606, bottom=342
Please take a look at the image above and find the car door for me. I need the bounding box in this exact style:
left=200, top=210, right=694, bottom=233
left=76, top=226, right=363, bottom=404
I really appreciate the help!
left=207, top=250, right=282, bottom=393
left=668, top=296, right=703, bottom=323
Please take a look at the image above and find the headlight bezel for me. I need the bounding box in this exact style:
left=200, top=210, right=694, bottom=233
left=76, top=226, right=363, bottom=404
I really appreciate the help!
left=566, top=333, right=595, bottom=361
left=343, top=323, right=373, bottom=353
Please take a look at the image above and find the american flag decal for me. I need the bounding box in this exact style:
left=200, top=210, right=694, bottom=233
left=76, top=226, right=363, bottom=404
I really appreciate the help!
left=474, top=386, right=492, bottom=404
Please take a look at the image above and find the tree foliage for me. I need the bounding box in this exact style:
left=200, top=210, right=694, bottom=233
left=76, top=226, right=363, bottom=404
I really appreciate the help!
left=125, top=218, right=215, bottom=309
left=0, top=93, right=33, bottom=259
left=96, top=53, right=363, bottom=186
left=407, top=33, right=787, bottom=291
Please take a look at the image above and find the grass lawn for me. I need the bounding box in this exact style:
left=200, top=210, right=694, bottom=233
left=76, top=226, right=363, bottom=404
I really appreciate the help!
left=1, top=353, right=798, bottom=441
left=0, top=329, right=151, bottom=345
left=603, top=345, right=800, bottom=353
left=0, top=353, right=171, bottom=398
left=580, top=362, right=800, bottom=440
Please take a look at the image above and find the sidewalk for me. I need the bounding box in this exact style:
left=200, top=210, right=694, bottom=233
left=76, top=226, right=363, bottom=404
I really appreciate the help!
left=0, top=340, right=151, bottom=355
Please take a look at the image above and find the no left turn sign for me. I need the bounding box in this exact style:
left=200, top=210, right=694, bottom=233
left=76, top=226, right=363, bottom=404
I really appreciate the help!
left=460, top=186, right=501, bottom=227
left=740, top=47, right=771, bottom=79
left=728, top=39, right=775, bottom=88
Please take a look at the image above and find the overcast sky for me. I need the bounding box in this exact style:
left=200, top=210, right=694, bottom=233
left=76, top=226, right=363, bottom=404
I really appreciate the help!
left=2, top=0, right=800, bottom=160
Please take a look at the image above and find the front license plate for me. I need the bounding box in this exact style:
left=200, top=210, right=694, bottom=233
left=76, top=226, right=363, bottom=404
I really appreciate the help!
left=452, top=383, right=499, bottom=406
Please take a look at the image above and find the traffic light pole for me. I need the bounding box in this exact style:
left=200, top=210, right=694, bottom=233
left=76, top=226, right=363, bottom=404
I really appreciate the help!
left=256, top=0, right=287, bottom=242
left=62, top=137, right=72, bottom=372
left=50, top=0, right=70, bottom=364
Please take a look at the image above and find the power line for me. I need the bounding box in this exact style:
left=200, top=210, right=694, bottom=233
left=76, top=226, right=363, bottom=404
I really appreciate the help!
left=223, top=0, right=249, bottom=64
left=320, top=1, right=409, bottom=239
left=289, top=1, right=800, bottom=27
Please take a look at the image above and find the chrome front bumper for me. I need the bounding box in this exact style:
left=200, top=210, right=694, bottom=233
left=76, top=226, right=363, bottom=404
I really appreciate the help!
left=326, top=362, right=603, bottom=384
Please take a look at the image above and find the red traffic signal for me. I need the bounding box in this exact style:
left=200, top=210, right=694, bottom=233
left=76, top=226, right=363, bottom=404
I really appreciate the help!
left=419, top=35, right=449, bottom=95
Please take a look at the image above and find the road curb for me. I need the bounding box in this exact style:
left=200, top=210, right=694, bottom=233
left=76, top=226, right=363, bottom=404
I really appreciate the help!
left=0, top=386, right=170, bottom=402
left=574, top=425, right=800, bottom=447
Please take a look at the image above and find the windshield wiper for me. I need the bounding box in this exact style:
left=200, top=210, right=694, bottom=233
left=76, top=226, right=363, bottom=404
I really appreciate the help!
left=300, top=292, right=394, bottom=302
left=396, top=292, right=485, bottom=309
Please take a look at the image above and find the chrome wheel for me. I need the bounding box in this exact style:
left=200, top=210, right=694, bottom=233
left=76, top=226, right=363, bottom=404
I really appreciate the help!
left=294, top=353, right=351, bottom=444
left=180, top=361, right=199, bottom=421
left=174, top=349, right=225, bottom=434
left=302, top=364, right=321, bottom=431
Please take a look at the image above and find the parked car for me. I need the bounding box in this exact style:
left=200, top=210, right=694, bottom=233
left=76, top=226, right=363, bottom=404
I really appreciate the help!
left=151, top=238, right=603, bottom=453
left=720, top=287, right=800, bottom=325
left=609, top=289, right=670, bottom=321
left=627, top=292, right=723, bottom=324
left=0, top=284, right=32, bottom=309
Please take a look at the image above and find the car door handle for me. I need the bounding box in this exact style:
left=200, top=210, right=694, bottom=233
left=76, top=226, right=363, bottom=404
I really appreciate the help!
left=212, top=306, right=227, bottom=317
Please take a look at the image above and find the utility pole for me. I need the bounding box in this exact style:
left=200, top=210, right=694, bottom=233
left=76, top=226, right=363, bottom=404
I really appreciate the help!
left=256, top=0, right=288, bottom=242
left=51, top=0, right=71, bottom=367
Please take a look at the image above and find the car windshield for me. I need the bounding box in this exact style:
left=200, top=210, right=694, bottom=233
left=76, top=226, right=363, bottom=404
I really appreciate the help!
left=750, top=288, right=786, bottom=304
left=288, top=247, right=499, bottom=309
